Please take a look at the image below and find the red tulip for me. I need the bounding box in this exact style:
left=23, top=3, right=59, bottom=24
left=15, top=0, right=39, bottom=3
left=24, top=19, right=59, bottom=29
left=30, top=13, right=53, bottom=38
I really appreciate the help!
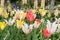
left=26, top=11, right=34, bottom=22
left=42, top=28, right=50, bottom=38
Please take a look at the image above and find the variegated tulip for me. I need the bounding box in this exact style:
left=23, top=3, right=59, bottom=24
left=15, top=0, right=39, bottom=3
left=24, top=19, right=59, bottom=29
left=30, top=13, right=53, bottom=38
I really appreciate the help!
left=22, top=23, right=33, bottom=34
left=16, top=20, right=24, bottom=29
left=4, top=18, right=15, bottom=26
left=46, top=20, right=58, bottom=34
left=34, top=19, right=40, bottom=29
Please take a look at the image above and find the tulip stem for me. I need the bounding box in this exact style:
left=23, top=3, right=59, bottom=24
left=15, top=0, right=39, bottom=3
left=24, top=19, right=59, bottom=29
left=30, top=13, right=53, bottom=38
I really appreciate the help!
left=26, top=34, right=31, bottom=40
left=3, top=31, right=10, bottom=40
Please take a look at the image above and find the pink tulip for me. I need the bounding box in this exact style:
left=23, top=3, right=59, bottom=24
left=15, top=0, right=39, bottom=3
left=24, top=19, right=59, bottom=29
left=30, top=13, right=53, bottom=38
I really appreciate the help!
left=34, top=19, right=40, bottom=29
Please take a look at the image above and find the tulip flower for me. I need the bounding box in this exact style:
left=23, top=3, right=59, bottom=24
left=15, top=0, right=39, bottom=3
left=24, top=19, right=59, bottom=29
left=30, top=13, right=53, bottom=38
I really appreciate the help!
left=34, top=19, right=40, bottom=29
left=3, top=13, right=9, bottom=19
left=19, top=13, right=26, bottom=20
left=14, top=10, right=25, bottom=20
left=26, top=10, right=35, bottom=22
left=39, top=8, right=46, bottom=17
left=0, top=22, right=6, bottom=30
left=22, top=23, right=33, bottom=34
left=42, top=28, right=50, bottom=38
left=46, top=20, right=58, bottom=34
left=4, top=18, right=15, bottom=26
left=16, top=20, right=24, bottom=29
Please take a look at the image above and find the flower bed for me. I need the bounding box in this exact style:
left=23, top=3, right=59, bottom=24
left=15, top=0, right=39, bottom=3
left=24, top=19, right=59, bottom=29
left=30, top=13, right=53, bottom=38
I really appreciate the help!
left=0, top=7, right=60, bottom=40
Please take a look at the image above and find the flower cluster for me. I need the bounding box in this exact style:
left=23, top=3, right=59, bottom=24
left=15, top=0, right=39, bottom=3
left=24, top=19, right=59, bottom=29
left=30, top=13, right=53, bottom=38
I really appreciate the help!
left=0, top=7, right=60, bottom=39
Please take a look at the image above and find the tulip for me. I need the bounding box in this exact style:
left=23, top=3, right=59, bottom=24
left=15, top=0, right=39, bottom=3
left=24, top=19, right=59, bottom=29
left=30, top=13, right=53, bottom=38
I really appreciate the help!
left=4, top=18, right=15, bottom=26
left=34, top=19, right=40, bottom=29
left=16, top=20, right=24, bottom=29
left=22, top=23, right=33, bottom=34
left=0, top=22, right=6, bottom=30
left=3, top=13, right=9, bottom=19
left=39, top=9, right=46, bottom=17
left=46, top=20, right=58, bottom=34
left=26, top=10, right=35, bottom=22
left=19, top=13, right=26, bottom=20
left=42, top=28, right=50, bottom=38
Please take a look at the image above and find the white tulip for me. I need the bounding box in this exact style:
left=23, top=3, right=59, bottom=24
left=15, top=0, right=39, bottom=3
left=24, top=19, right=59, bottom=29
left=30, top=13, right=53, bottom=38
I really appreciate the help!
left=22, top=23, right=33, bottom=34
left=4, top=18, right=15, bottom=26
left=47, top=20, right=58, bottom=34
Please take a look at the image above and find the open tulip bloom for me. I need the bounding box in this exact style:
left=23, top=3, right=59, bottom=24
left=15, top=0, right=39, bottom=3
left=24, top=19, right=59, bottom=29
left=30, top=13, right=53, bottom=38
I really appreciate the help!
left=26, top=10, right=36, bottom=22
left=46, top=20, right=58, bottom=34
left=42, top=20, right=58, bottom=38
left=4, top=18, right=15, bottom=26
left=22, top=23, right=33, bottom=35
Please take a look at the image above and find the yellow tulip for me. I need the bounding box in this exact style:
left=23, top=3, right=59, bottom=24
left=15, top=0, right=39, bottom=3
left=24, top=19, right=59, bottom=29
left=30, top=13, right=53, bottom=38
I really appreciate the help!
left=3, top=13, right=9, bottom=19
left=39, top=8, right=46, bottom=16
left=0, top=22, right=6, bottom=30
left=16, top=20, right=24, bottom=29
left=19, top=13, right=26, bottom=20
